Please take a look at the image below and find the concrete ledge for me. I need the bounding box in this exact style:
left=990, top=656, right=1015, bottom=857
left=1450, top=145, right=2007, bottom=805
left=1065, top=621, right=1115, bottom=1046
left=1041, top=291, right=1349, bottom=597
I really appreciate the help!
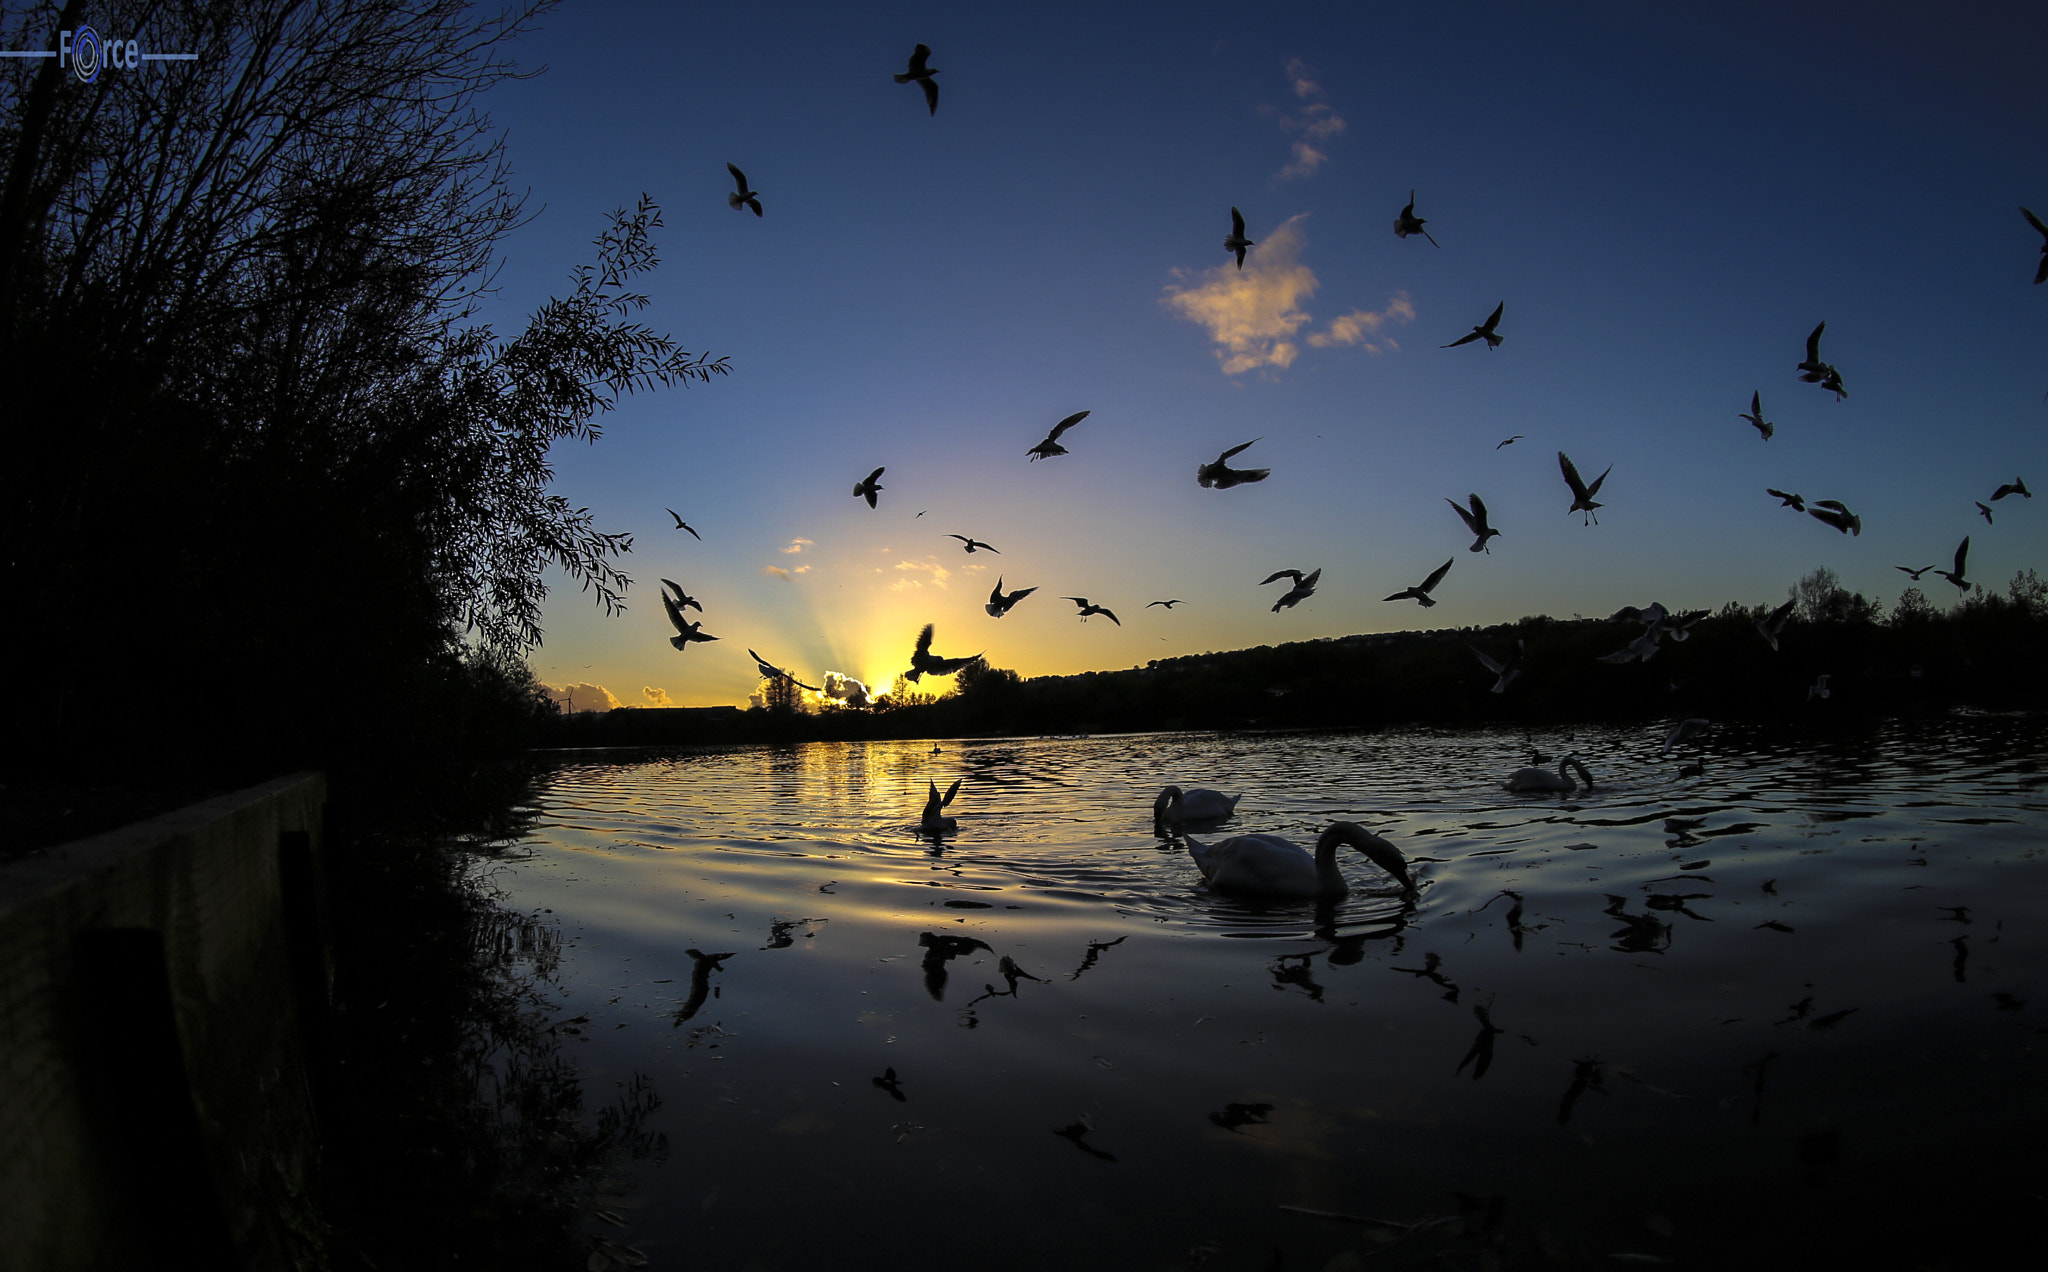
left=0, top=772, right=329, bottom=1271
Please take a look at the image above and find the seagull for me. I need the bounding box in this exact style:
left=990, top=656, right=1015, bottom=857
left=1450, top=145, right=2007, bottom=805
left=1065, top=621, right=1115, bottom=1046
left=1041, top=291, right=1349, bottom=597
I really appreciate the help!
left=1756, top=597, right=1796, bottom=650
left=1496, top=435, right=1524, bottom=449
left=1443, top=302, right=1505, bottom=350
left=1976, top=501, right=1994, bottom=524
left=1063, top=597, right=1121, bottom=625
left=1894, top=564, right=1937, bottom=580
left=1797, top=321, right=1846, bottom=399
left=1446, top=493, right=1500, bottom=552
left=1808, top=674, right=1832, bottom=702
left=664, top=509, right=701, bottom=539
left=1739, top=391, right=1774, bottom=440
left=725, top=162, right=762, bottom=216
left=660, top=579, right=702, bottom=613
left=747, top=649, right=820, bottom=692
left=1767, top=488, right=1807, bottom=512
left=948, top=534, right=1000, bottom=554
left=1198, top=438, right=1270, bottom=488
left=985, top=577, right=1037, bottom=617
left=1991, top=477, right=2031, bottom=501
left=1146, top=599, right=1185, bottom=609
left=663, top=592, right=717, bottom=650
left=1223, top=207, right=1254, bottom=268
left=1470, top=639, right=1524, bottom=693
left=905, top=624, right=980, bottom=682
left=1384, top=558, right=1453, bottom=607
left=1934, top=537, right=1971, bottom=591
left=1394, top=190, right=1439, bottom=247
left=1808, top=499, right=1862, bottom=535
left=894, top=43, right=939, bottom=115
left=1663, top=609, right=1708, bottom=642
left=1027, top=410, right=1090, bottom=461
left=920, top=779, right=963, bottom=834
left=853, top=467, right=885, bottom=508
left=2024, top=207, right=2048, bottom=284
left=1559, top=451, right=1612, bottom=525
left=1662, top=718, right=1710, bottom=756
left=1261, top=567, right=1321, bottom=612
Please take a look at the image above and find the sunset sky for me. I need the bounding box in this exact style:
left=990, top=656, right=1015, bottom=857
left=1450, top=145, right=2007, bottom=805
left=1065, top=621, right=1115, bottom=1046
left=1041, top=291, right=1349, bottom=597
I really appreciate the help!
left=471, top=1, right=2048, bottom=711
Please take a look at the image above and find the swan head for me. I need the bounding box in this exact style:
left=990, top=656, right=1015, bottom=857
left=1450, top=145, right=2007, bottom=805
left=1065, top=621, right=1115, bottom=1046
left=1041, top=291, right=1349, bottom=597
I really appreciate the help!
left=1153, top=785, right=1185, bottom=816
left=1319, top=822, right=1416, bottom=895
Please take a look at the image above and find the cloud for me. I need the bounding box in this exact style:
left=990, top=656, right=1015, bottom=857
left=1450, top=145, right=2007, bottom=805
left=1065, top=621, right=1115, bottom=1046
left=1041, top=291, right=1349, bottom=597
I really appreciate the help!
left=781, top=538, right=813, bottom=554
left=891, top=557, right=952, bottom=591
left=543, top=681, right=621, bottom=713
left=762, top=565, right=792, bottom=579
left=1274, top=58, right=1345, bottom=179
left=821, top=671, right=870, bottom=708
left=642, top=686, right=674, bottom=706
left=1306, top=292, right=1415, bottom=353
left=1162, top=216, right=1316, bottom=375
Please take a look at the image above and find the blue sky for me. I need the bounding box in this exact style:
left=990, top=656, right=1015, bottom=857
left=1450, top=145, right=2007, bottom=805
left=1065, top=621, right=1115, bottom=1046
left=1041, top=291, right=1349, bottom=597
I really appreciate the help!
left=470, top=0, right=2048, bottom=710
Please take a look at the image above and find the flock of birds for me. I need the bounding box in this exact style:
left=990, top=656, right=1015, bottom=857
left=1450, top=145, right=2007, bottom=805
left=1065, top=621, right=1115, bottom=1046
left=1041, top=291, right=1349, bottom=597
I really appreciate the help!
left=644, top=42, right=2040, bottom=755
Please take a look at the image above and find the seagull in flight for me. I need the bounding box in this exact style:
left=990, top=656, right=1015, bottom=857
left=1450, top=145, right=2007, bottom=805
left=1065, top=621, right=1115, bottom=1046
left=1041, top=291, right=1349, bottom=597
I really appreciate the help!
left=1991, top=477, right=2031, bottom=501
left=1894, top=564, right=1937, bottom=580
left=1146, top=599, right=1185, bottom=608
left=663, top=589, right=717, bottom=650
left=1446, top=493, right=1500, bottom=553
left=1797, top=321, right=1846, bottom=399
left=748, top=649, right=820, bottom=692
left=1739, top=391, right=1774, bottom=440
left=1976, top=501, right=1995, bottom=524
left=1394, top=190, right=1439, bottom=247
left=853, top=467, right=885, bottom=508
left=1198, top=438, right=1270, bottom=488
left=1063, top=597, right=1121, bottom=625
left=1470, top=639, right=1524, bottom=694
left=1027, top=410, right=1090, bottom=461
left=1767, top=488, right=1806, bottom=512
left=1756, top=597, right=1796, bottom=651
left=1934, top=537, right=1971, bottom=591
left=1384, top=558, right=1453, bottom=607
left=660, top=578, right=701, bottom=613
left=2024, top=207, right=2048, bottom=284
left=985, top=578, right=1036, bottom=617
left=895, top=43, right=939, bottom=115
left=949, top=534, right=999, bottom=554
left=905, top=623, right=979, bottom=682
left=1559, top=451, right=1612, bottom=525
left=1495, top=435, right=1524, bottom=449
left=1443, top=302, right=1504, bottom=350
left=664, top=509, right=701, bottom=539
left=725, top=163, right=762, bottom=217
left=1260, top=567, right=1321, bottom=612
left=1223, top=207, right=1254, bottom=268
left=1808, top=499, right=1862, bottom=535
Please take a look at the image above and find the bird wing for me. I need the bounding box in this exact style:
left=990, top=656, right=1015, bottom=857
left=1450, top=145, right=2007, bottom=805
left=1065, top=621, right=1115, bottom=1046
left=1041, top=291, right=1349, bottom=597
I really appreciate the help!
left=1442, top=331, right=1481, bottom=348
left=2025, top=206, right=2048, bottom=240
left=915, top=623, right=935, bottom=658
left=920, top=77, right=938, bottom=114
left=1100, top=608, right=1121, bottom=626
left=1258, top=569, right=1301, bottom=586
left=1805, top=321, right=1825, bottom=362
left=1300, top=568, right=1321, bottom=588
left=866, top=467, right=885, bottom=483
left=1401, top=193, right=1416, bottom=217
left=1064, top=597, right=1089, bottom=607
left=1049, top=410, right=1089, bottom=441
left=727, top=162, right=748, bottom=191
left=1231, top=207, right=1246, bottom=237
left=1009, top=587, right=1037, bottom=602
left=1469, top=644, right=1504, bottom=675
left=661, top=591, right=686, bottom=633
left=1750, top=391, right=1761, bottom=415
left=950, top=534, right=970, bottom=544
left=1496, top=435, right=1522, bottom=448
left=1813, top=499, right=1849, bottom=512
left=1445, top=498, right=1479, bottom=533
left=1480, top=302, right=1504, bottom=331
left=1585, top=464, right=1612, bottom=498
left=1419, top=558, right=1454, bottom=593
left=1468, top=493, right=1489, bottom=525
left=1769, top=598, right=1796, bottom=624
left=1218, top=438, right=1260, bottom=461
left=1559, top=452, right=1588, bottom=499
left=908, top=43, right=931, bottom=73
left=1767, top=488, right=1795, bottom=503
left=940, top=777, right=962, bottom=808
left=989, top=580, right=1004, bottom=606
left=1955, top=537, right=1970, bottom=574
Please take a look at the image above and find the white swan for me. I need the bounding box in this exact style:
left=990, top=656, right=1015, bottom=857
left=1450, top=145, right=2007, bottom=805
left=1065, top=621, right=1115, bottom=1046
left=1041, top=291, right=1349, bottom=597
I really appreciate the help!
left=1185, top=821, right=1415, bottom=899
left=1153, top=785, right=1243, bottom=822
left=1503, top=757, right=1594, bottom=793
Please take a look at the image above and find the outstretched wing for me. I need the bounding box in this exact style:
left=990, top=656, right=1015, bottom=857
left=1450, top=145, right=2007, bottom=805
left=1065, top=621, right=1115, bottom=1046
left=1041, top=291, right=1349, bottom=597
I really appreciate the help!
left=1955, top=536, right=1970, bottom=575
left=2024, top=206, right=2048, bottom=241
left=1805, top=321, right=1825, bottom=363
left=1419, top=558, right=1454, bottom=593
left=1299, top=568, right=1321, bottom=589
left=1230, top=206, right=1246, bottom=237
left=1559, top=452, right=1587, bottom=499
left=1445, top=497, right=1479, bottom=534
left=1099, top=608, right=1121, bottom=626
left=661, top=590, right=687, bottom=633
left=920, top=77, right=939, bottom=114
left=915, top=623, right=935, bottom=658
left=907, top=43, right=932, bottom=74
left=1218, top=437, right=1260, bottom=462
left=1480, top=302, right=1504, bottom=332
left=940, top=777, right=962, bottom=808
left=1008, top=586, right=1037, bottom=603
left=1049, top=410, right=1090, bottom=442
left=1442, top=330, right=1481, bottom=349
left=727, top=162, right=748, bottom=191
left=1258, top=569, right=1300, bottom=586
left=1469, top=644, right=1504, bottom=675
left=1585, top=464, right=1612, bottom=498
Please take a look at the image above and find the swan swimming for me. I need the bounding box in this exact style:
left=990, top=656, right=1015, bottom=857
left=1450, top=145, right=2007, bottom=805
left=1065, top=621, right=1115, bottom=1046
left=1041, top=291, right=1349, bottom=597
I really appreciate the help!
left=1153, top=785, right=1243, bottom=823
left=1185, top=821, right=1415, bottom=899
left=1503, top=757, right=1595, bottom=793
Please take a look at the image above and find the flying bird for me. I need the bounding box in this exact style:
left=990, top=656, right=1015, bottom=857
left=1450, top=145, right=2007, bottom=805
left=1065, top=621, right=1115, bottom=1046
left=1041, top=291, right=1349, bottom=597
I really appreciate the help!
left=1063, top=597, right=1120, bottom=625
left=1223, top=206, right=1254, bottom=268
left=1496, top=435, right=1524, bottom=449
left=894, top=43, right=939, bottom=115
left=1198, top=438, right=1270, bottom=488
left=1976, top=501, right=1995, bottom=524
left=1446, top=493, right=1501, bottom=552
left=747, top=649, right=819, bottom=692
left=1559, top=452, right=1612, bottom=525
left=1027, top=410, right=1090, bottom=461
left=920, top=779, right=963, bottom=834
left=1739, top=391, right=1774, bottom=440
left=725, top=162, right=761, bottom=216
left=1808, top=499, right=1862, bottom=535
left=1662, top=718, right=1711, bottom=756
left=853, top=467, right=885, bottom=508
left=1767, top=488, right=1806, bottom=512
left=664, top=509, right=701, bottom=539
left=1470, top=639, right=1524, bottom=694
left=1146, top=599, right=1185, bottom=609
left=905, top=623, right=980, bottom=682
left=1384, top=558, right=1453, bottom=607
left=1797, top=321, right=1846, bottom=399
left=660, top=578, right=701, bottom=613
left=948, top=534, right=1000, bottom=554
left=663, top=591, right=717, bottom=650
left=2024, top=207, right=2048, bottom=284
left=1934, top=537, right=1971, bottom=591
left=985, top=577, right=1037, bottom=617
left=1756, top=597, right=1796, bottom=650
left=1895, top=564, right=1937, bottom=580
left=1443, top=302, right=1505, bottom=350
left=1261, top=567, right=1321, bottom=612
left=1991, top=477, right=2031, bottom=501
left=1393, top=190, right=1439, bottom=247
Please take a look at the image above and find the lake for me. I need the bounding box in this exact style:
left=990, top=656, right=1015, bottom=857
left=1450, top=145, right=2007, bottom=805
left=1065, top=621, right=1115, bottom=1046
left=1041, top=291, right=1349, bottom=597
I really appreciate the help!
left=490, top=717, right=2048, bottom=1270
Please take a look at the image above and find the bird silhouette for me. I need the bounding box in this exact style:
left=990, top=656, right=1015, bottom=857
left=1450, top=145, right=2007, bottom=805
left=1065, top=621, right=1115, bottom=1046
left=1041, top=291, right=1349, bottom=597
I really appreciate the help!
left=1767, top=488, right=1807, bottom=512
left=1756, top=598, right=1796, bottom=650
left=1505, top=757, right=1594, bottom=793
left=725, top=162, right=762, bottom=216
left=1185, top=822, right=1415, bottom=898
left=664, top=509, right=701, bottom=539
left=1223, top=206, right=1254, bottom=268
left=1198, top=438, right=1270, bottom=488
left=1739, top=391, right=1775, bottom=440
left=948, top=534, right=1000, bottom=554
left=1394, top=190, right=1440, bottom=247
left=1153, top=785, right=1243, bottom=823
left=894, top=43, right=939, bottom=114
left=663, top=593, right=717, bottom=650
left=1934, top=537, right=1971, bottom=591
left=1894, top=564, right=1937, bottom=580
left=1991, top=477, right=2031, bottom=501
left=1559, top=452, right=1612, bottom=524
left=1496, top=434, right=1524, bottom=449
left=1446, top=493, right=1501, bottom=552
left=920, top=779, right=963, bottom=834
left=660, top=579, right=702, bottom=613
left=1808, top=499, right=1862, bottom=535
left=853, top=466, right=885, bottom=508
left=1470, top=639, right=1524, bottom=693
left=1662, top=718, right=1710, bottom=755
left=985, top=577, right=1037, bottom=617
left=1385, top=558, right=1453, bottom=607
left=748, top=649, right=819, bottom=691
left=1976, top=501, right=1994, bottom=524
left=1064, top=597, right=1120, bottom=625
left=1443, top=301, right=1505, bottom=350
left=1146, top=599, right=1185, bottom=608
left=1261, top=567, right=1321, bottom=612
left=1797, top=321, right=1846, bottom=399
left=905, top=624, right=979, bottom=682
left=1027, top=410, right=1090, bottom=461
left=2024, top=207, right=2048, bottom=284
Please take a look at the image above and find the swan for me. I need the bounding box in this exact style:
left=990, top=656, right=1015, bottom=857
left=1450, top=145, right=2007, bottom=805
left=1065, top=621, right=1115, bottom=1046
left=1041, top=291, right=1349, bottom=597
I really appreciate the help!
left=919, top=778, right=962, bottom=834
left=1185, top=821, right=1415, bottom=899
left=1503, top=756, right=1594, bottom=793
left=1153, top=785, right=1243, bottom=822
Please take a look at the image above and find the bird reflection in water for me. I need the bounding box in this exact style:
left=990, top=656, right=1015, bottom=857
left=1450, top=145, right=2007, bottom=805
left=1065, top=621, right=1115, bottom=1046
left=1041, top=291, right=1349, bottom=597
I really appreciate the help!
left=965, top=955, right=1045, bottom=1007
left=1267, top=951, right=1325, bottom=1002
left=1644, top=892, right=1714, bottom=922
left=1454, top=1004, right=1507, bottom=1080
left=1473, top=889, right=1529, bottom=952
left=672, top=947, right=735, bottom=1023
left=1052, top=1115, right=1118, bottom=1162
left=872, top=1066, right=907, bottom=1102
left=759, top=917, right=826, bottom=949
left=1068, top=935, right=1128, bottom=981
left=1556, top=1057, right=1607, bottom=1125
left=1391, top=951, right=1461, bottom=1002
left=1602, top=895, right=1672, bottom=953
left=917, top=930, right=992, bottom=1001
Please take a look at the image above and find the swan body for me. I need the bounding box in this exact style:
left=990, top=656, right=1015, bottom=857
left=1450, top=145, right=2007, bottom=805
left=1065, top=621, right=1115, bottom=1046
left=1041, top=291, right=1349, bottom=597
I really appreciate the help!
left=1154, top=785, right=1242, bottom=822
left=1185, top=821, right=1414, bottom=899
left=1504, top=757, right=1594, bottom=793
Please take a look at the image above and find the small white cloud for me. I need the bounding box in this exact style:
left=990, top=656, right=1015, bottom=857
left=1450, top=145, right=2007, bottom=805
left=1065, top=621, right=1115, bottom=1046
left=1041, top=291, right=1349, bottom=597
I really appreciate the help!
left=892, top=557, right=952, bottom=591
left=763, top=565, right=791, bottom=579
left=1163, top=215, right=1316, bottom=376
left=1274, top=58, right=1346, bottom=179
left=794, top=564, right=811, bottom=574
left=1306, top=292, right=1416, bottom=353
left=781, top=538, right=813, bottom=555
left=643, top=686, right=674, bottom=706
